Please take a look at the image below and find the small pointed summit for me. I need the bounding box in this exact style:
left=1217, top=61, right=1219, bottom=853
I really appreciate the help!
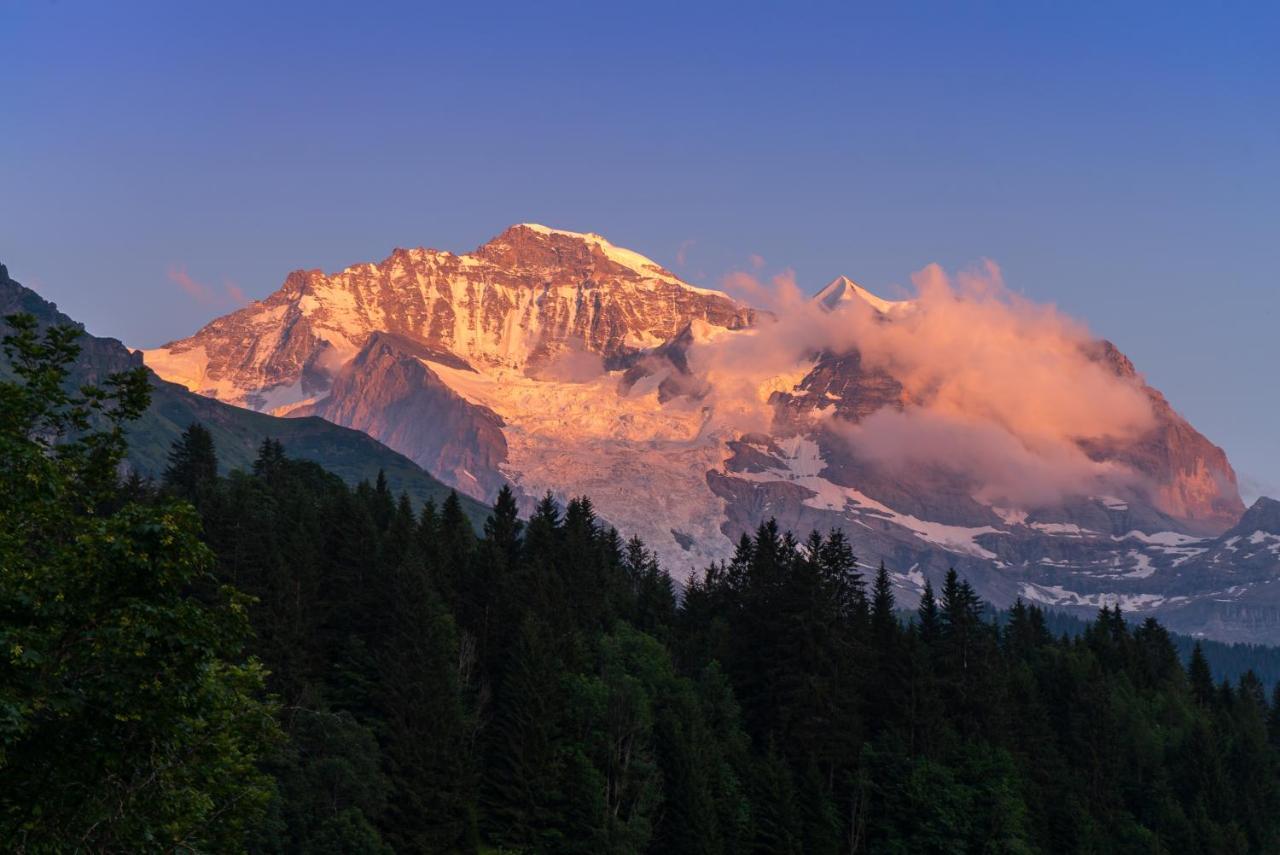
left=813, top=276, right=907, bottom=315
left=1224, top=496, right=1280, bottom=538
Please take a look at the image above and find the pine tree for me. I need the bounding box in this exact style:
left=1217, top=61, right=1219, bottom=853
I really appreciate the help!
left=436, top=490, right=475, bottom=614
left=870, top=561, right=896, bottom=644
left=162, top=421, right=218, bottom=504
left=751, top=744, right=801, bottom=854
left=1269, top=684, right=1280, bottom=750
left=252, top=437, right=286, bottom=480
left=375, top=541, right=474, bottom=852
left=917, top=579, right=941, bottom=647
left=483, top=615, right=564, bottom=849
left=477, top=484, right=524, bottom=673
left=370, top=469, right=395, bottom=532
left=1190, top=642, right=1215, bottom=707
left=483, top=484, right=523, bottom=569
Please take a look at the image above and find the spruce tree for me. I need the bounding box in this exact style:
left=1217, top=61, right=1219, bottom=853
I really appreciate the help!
left=917, top=579, right=941, bottom=647
left=161, top=421, right=218, bottom=504
left=1190, top=642, right=1215, bottom=707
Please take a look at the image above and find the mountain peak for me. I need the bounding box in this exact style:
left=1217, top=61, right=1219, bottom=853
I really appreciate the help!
left=515, top=222, right=606, bottom=241
left=479, top=223, right=681, bottom=282
left=814, top=276, right=908, bottom=315
left=1227, top=496, right=1280, bottom=537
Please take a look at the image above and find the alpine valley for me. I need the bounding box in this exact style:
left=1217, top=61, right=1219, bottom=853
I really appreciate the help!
left=134, top=224, right=1280, bottom=643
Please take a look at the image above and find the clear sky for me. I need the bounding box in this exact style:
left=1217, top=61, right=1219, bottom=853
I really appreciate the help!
left=2, top=1, right=1276, bottom=499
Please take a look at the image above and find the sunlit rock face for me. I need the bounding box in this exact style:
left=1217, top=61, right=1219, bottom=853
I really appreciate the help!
left=143, top=224, right=752, bottom=409
left=140, top=228, right=1273, bottom=642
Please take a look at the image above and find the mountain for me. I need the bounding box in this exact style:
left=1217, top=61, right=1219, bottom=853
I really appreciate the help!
left=144, top=224, right=752, bottom=408
left=139, top=226, right=1277, bottom=642
left=0, top=264, right=488, bottom=523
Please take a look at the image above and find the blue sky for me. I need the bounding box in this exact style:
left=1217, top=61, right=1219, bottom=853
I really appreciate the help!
left=2, top=1, right=1276, bottom=499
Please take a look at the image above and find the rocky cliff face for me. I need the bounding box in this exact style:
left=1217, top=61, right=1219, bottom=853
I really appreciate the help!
left=144, top=224, right=753, bottom=411
left=1079, top=340, right=1244, bottom=533
left=292, top=332, right=509, bottom=498
left=138, top=228, right=1276, bottom=642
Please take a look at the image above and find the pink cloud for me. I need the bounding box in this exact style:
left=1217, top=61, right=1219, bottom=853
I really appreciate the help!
left=675, top=239, right=696, bottom=267
left=748, top=253, right=766, bottom=271
left=718, top=268, right=803, bottom=312
left=167, top=265, right=250, bottom=308
left=167, top=265, right=214, bottom=304
left=687, top=259, right=1158, bottom=506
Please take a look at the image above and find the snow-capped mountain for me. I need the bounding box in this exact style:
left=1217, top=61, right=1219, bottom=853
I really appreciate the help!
left=145, top=224, right=752, bottom=409
left=142, top=225, right=1278, bottom=642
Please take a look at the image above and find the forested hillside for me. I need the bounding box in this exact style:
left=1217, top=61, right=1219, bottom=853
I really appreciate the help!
left=5, top=313, right=1280, bottom=853
left=158, top=428, right=1280, bottom=853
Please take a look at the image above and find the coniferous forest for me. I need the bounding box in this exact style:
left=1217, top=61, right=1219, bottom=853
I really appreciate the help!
left=7, top=320, right=1280, bottom=854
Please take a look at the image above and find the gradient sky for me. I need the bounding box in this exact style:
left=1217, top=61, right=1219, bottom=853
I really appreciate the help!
left=2, top=1, right=1276, bottom=499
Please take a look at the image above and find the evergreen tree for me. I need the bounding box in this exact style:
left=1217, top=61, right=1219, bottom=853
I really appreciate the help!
left=162, top=421, right=218, bottom=504
left=1190, top=642, right=1216, bottom=707
left=438, top=489, right=476, bottom=614
left=917, top=579, right=941, bottom=647
left=375, top=542, right=474, bottom=852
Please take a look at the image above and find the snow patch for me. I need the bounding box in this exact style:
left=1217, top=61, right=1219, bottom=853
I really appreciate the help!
left=519, top=223, right=730, bottom=298
left=1115, top=530, right=1204, bottom=547
left=991, top=506, right=1028, bottom=526
left=1030, top=522, right=1096, bottom=537
left=728, top=436, right=1004, bottom=559
left=1019, top=583, right=1169, bottom=612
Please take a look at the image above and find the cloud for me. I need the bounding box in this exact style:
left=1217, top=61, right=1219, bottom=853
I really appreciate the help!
left=1239, top=473, right=1279, bottom=505
left=534, top=341, right=606, bottom=383
left=684, top=259, right=1158, bottom=507
left=718, top=268, right=804, bottom=312
left=675, top=239, right=696, bottom=267
left=838, top=407, right=1146, bottom=507
left=748, top=253, right=766, bottom=271
left=845, top=262, right=1154, bottom=449
left=225, top=281, right=249, bottom=305
left=167, top=265, right=214, bottom=304
left=168, top=266, right=251, bottom=308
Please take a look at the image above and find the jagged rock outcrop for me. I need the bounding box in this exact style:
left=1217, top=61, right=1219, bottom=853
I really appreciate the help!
left=293, top=332, right=509, bottom=499
left=1079, top=340, right=1244, bottom=533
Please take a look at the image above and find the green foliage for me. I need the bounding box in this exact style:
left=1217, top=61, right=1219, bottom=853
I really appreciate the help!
left=0, top=314, right=278, bottom=851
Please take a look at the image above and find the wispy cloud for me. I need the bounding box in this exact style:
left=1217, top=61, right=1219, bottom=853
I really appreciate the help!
left=675, top=239, right=696, bottom=268
left=167, top=265, right=250, bottom=308
left=1239, top=473, right=1278, bottom=505
left=718, top=266, right=803, bottom=312
left=167, top=265, right=215, bottom=304
left=224, top=280, right=249, bottom=305
left=689, top=259, right=1161, bottom=507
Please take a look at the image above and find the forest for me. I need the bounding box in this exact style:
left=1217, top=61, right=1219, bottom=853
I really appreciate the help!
left=4, top=315, right=1280, bottom=854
